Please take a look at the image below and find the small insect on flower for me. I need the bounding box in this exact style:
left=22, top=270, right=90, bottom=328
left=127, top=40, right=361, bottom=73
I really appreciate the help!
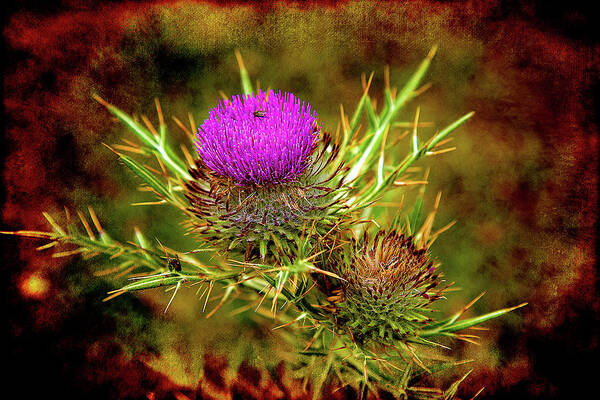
left=253, top=110, right=267, bottom=118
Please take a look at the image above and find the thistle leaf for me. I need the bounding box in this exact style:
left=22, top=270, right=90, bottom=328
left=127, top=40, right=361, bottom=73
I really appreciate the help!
left=426, top=112, right=475, bottom=151
left=93, top=95, right=191, bottom=180
left=365, top=97, right=379, bottom=130
left=115, top=275, right=183, bottom=292
left=93, top=94, right=156, bottom=148
left=437, top=303, right=528, bottom=334
left=421, top=303, right=527, bottom=336
left=346, top=46, right=437, bottom=184
left=344, top=72, right=373, bottom=153
left=235, top=49, right=253, bottom=95
left=409, top=196, right=424, bottom=234
left=351, top=111, right=475, bottom=208
left=444, top=370, right=472, bottom=399
left=115, top=151, right=173, bottom=200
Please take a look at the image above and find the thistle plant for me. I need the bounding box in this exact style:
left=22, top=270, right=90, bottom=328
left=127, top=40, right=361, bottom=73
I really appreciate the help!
left=3, top=48, right=526, bottom=399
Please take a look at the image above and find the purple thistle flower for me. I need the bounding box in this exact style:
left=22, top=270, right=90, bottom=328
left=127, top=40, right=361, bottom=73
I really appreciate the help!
left=185, top=89, right=348, bottom=259
left=195, top=90, right=319, bottom=185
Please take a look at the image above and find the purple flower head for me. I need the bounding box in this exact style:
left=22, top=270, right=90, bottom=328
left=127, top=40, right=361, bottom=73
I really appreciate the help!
left=196, top=90, right=319, bottom=185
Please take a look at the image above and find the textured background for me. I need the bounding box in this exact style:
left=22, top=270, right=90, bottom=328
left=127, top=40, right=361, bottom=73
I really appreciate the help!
left=3, top=1, right=598, bottom=399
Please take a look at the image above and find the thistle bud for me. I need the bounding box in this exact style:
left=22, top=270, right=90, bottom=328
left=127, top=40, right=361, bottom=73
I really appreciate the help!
left=335, top=230, right=444, bottom=344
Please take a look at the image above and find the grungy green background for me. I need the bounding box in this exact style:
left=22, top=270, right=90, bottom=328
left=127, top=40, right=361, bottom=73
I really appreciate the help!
left=3, top=1, right=597, bottom=399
